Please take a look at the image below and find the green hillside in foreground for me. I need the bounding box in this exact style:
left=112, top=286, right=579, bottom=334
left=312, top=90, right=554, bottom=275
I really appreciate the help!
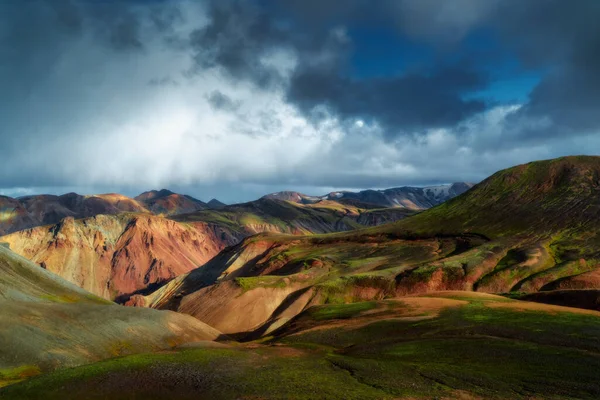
left=3, top=292, right=600, bottom=399
left=0, top=245, right=221, bottom=388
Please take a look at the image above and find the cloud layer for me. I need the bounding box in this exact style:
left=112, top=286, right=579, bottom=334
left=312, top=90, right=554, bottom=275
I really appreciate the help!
left=0, top=0, right=598, bottom=202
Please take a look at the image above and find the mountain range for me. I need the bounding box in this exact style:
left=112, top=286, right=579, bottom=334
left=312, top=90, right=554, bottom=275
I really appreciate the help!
left=263, top=182, right=473, bottom=209
left=0, top=183, right=468, bottom=303
left=3, top=157, right=600, bottom=398
left=0, top=182, right=471, bottom=236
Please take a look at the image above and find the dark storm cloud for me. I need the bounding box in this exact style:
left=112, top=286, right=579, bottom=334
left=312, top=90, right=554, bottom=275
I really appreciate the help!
left=0, top=0, right=175, bottom=110
left=86, top=2, right=175, bottom=51
left=0, top=0, right=183, bottom=187
left=193, top=0, right=489, bottom=136
left=390, top=0, right=600, bottom=138
left=0, top=1, right=151, bottom=55
left=492, top=0, right=600, bottom=136
left=289, top=65, right=486, bottom=136
left=193, top=0, right=600, bottom=140
left=106, top=12, right=144, bottom=50
left=49, top=1, right=84, bottom=34
left=149, top=5, right=184, bottom=34
left=189, top=0, right=288, bottom=88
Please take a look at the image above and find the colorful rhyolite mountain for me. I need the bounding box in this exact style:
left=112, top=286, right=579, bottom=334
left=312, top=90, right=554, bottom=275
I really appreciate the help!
left=0, top=213, right=225, bottom=301
left=138, top=156, right=600, bottom=336
left=0, top=193, right=147, bottom=235
left=0, top=199, right=417, bottom=302
left=0, top=182, right=471, bottom=237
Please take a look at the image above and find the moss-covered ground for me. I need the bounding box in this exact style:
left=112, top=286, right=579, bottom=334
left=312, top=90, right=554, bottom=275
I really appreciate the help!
left=4, top=292, right=600, bottom=399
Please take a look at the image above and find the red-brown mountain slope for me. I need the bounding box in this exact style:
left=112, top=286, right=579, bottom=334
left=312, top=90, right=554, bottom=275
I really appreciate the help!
left=0, top=214, right=224, bottom=301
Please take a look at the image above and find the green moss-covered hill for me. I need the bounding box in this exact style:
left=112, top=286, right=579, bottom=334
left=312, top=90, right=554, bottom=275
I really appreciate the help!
left=387, top=155, right=600, bottom=239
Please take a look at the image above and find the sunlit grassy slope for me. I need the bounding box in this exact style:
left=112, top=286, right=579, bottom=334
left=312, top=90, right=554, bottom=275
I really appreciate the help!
left=4, top=292, right=600, bottom=399
left=0, top=245, right=221, bottom=388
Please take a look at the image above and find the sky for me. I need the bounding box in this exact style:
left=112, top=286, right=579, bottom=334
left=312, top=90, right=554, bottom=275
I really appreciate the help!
left=1, top=0, right=599, bottom=203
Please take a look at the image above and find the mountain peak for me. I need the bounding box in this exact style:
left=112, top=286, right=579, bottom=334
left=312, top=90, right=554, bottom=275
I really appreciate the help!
left=135, top=189, right=175, bottom=202
left=207, top=198, right=227, bottom=209
left=134, top=190, right=207, bottom=216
